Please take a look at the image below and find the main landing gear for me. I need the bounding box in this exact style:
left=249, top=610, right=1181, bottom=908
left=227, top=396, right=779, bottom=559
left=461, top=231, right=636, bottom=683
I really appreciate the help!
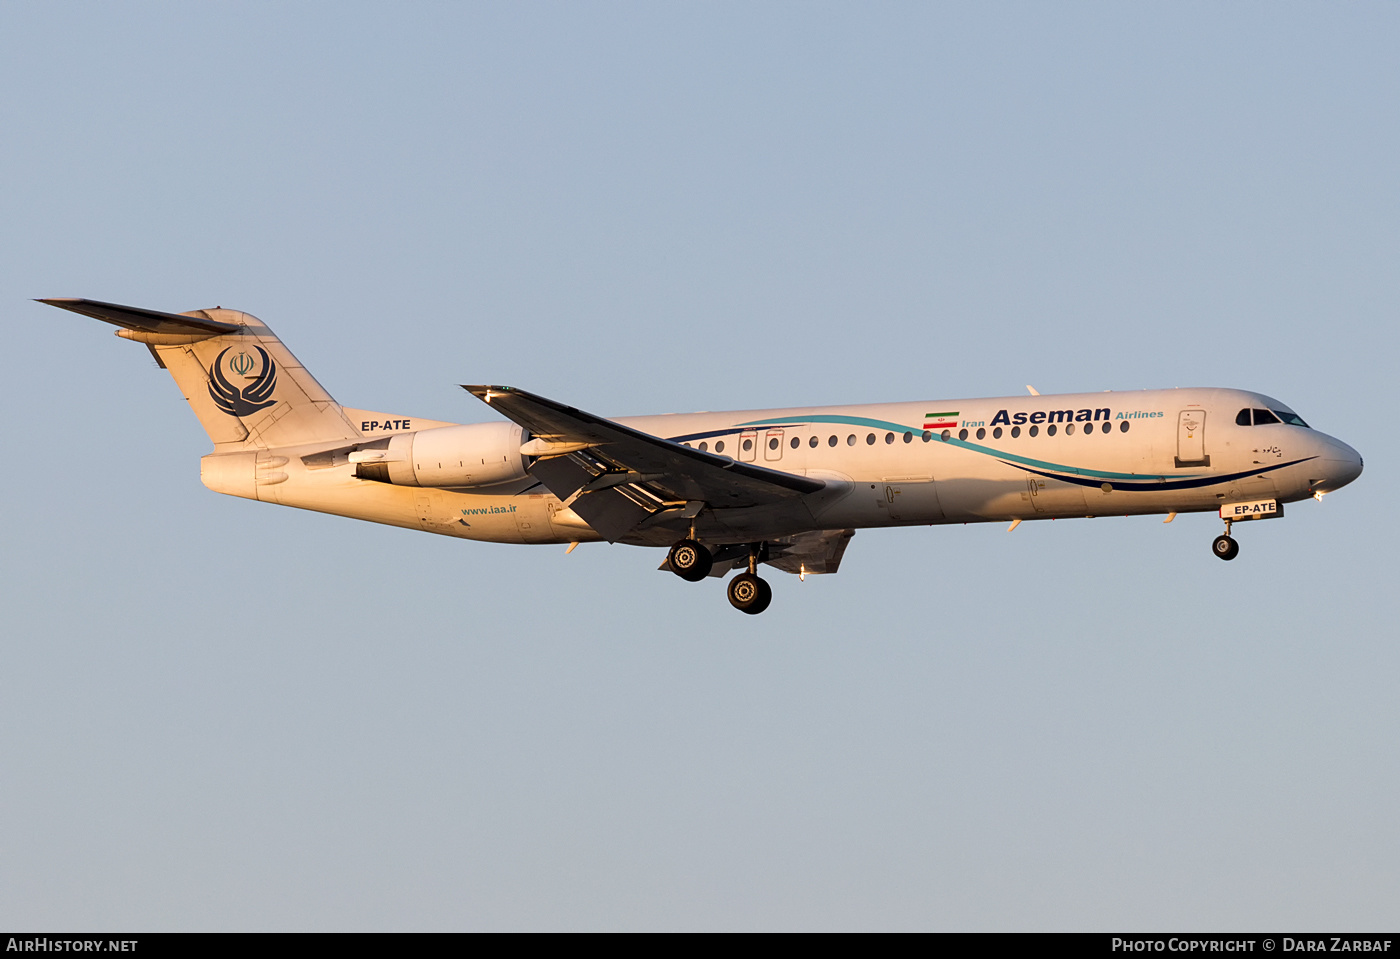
left=667, top=538, right=773, bottom=614
left=667, top=538, right=713, bottom=581
left=1212, top=519, right=1240, bottom=561
left=727, top=572, right=772, bottom=615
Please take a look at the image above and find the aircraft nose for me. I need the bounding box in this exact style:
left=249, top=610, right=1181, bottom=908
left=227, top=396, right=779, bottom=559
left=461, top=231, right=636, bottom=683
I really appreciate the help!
left=1314, top=437, right=1363, bottom=493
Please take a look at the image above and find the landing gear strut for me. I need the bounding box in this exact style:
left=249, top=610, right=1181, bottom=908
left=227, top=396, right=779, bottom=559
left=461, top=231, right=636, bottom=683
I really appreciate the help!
left=1212, top=519, right=1239, bottom=561
left=667, top=539, right=713, bottom=582
left=727, top=545, right=772, bottom=614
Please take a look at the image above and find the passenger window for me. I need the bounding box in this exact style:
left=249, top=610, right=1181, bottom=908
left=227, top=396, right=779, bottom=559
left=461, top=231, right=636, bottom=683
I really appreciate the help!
left=847, top=434, right=857, bottom=446
left=976, top=427, right=986, bottom=440
left=993, top=427, right=1002, bottom=439
left=743, top=438, right=753, bottom=451
left=941, top=429, right=951, bottom=441
left=699, top=441, right=708, bottom=452
left=1047, top=424, right=1057, bottom=436
left=866, top=433, right=876, bottom=445
left=790, top=436, right=800, bottom=449
left=921, top=431, right=932, bottom=442
left=715, top=440, right=725, bottom=453
left=1011, top=426, right=1021, bottom=438
left=958, top=428, right=968, bottom=440
left=829, top=435, right=838, bottom=447
left=903, top=431, right=913, bottom=443
left=1101, top=422, right=1111, bottom=434
left=768, top=438, right=779, bottom=450
left=885, top=432, right=894, bottom=444
left=1028, top=425, right=1039, bottom=437
left=1066, top=423, right=1075, bottom=435
left=1236, top=408, right=1252, bottom=426
left=1120, top=421, right=1130, bottom=432
left=809, top=435, right=819, bottom=448
left=1253, top=409, right=1280, bottom=425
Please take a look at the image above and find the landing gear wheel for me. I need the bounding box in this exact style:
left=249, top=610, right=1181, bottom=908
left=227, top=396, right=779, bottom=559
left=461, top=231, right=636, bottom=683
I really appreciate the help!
left=1212, top=534, right=1239, bottom=561
left=727, top=572, right=772, bottom=614
left=668, top=539, right=713, bottom=582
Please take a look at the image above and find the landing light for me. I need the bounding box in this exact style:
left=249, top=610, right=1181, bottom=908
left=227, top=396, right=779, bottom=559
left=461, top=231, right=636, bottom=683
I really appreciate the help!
left=1314, top=490, right=1326, bottom=502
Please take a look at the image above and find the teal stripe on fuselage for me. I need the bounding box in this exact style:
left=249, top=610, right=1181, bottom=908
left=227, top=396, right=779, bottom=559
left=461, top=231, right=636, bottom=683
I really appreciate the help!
left=731, top=413, right=1197, bottom=483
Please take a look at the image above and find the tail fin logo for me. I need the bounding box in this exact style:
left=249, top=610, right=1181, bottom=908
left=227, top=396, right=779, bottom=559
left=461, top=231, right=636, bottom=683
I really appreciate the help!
left=208, top=345, right=278, bottom=417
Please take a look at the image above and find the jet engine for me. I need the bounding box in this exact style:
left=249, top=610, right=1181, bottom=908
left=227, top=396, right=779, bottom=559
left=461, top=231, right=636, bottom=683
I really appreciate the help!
left=352, top=421, right=530, bottom=488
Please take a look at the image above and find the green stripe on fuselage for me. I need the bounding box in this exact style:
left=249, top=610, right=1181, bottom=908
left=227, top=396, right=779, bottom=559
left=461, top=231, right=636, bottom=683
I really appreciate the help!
left=732, top=413, right=1194, bottom=483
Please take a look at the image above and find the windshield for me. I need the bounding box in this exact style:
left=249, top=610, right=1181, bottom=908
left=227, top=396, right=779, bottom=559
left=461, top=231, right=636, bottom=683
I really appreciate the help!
left=1237, top=407, right=1312, bottom=428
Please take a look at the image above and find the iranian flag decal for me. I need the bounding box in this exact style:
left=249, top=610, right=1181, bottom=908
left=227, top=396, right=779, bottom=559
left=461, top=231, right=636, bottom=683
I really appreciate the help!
left=923, top=411, right=959, bottom=430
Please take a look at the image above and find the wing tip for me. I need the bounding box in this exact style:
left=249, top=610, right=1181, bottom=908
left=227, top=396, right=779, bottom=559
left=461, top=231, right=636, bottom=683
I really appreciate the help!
left=462, top=385, right=516, bottom=403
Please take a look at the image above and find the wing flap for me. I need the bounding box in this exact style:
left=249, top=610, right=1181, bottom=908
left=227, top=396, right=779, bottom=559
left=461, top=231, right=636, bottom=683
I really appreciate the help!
left=656, top=529, right=856, bottom=577
left=764, top=528, right=856, bottom=576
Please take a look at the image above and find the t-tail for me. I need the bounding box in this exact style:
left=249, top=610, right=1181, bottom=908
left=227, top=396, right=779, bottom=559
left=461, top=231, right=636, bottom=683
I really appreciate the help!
left=40, top=298, right=361, bottom=450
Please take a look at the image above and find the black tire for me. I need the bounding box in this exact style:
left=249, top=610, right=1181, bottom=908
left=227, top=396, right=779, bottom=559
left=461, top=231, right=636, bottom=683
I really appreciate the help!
left=668, top=539, right=712, bottom=582
left=1212, top=534, right=1239, bottom=561
left=750, top=577, right=772, bottom=614
left=728, top=573, right=772, bottom=614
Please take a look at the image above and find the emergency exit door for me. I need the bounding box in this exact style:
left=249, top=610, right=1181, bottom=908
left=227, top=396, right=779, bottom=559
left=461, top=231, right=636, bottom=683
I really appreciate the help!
left=764, top=428, right=784, bottom=461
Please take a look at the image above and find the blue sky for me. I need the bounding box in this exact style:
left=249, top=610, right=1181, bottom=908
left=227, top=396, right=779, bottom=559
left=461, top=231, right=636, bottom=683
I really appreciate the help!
left=2, top=2, right=1397, bottom=930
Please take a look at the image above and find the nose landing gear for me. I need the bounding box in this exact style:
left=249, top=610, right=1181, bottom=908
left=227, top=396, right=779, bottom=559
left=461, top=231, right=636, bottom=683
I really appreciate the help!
left=1212, top=519, right=1240, bottom=561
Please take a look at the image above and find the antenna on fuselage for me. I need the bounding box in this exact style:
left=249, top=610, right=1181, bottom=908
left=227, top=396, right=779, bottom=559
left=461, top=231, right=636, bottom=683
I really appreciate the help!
left=1026, top=385, right=1040, bottom=396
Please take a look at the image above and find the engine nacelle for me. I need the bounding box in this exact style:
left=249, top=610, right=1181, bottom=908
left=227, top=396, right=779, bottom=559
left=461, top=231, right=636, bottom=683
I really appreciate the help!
left=354, top=421, right=529, bottom=488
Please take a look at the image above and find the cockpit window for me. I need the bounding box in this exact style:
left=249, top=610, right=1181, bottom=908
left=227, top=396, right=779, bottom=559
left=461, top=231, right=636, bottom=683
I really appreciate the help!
left=1238, top=407, right=1309, bottom=427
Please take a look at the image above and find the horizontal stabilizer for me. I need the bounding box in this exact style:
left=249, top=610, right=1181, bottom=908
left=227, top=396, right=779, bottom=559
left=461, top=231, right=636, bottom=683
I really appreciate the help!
left=38, top=297, right=241, bottom=337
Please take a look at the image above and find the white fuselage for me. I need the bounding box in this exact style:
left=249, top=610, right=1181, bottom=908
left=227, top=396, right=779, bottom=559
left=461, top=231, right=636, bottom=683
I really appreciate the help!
left=209, top=387, right=1363, bottom=548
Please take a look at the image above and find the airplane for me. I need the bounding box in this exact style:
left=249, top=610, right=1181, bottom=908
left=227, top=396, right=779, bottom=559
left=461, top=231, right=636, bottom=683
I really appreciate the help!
left=42, top=297, right=1364, bottom=614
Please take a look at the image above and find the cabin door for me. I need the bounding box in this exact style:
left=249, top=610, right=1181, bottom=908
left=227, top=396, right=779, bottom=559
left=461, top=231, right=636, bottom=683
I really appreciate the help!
left=1175, top=410, right=1210, bottom=467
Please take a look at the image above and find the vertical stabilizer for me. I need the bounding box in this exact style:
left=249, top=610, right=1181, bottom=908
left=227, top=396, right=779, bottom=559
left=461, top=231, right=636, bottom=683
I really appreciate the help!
left=40, top=298, right=361, bottom=450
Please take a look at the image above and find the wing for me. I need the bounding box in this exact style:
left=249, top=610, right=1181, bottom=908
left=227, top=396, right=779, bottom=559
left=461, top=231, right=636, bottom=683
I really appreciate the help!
left=462, top=385, right=825, bottom=542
